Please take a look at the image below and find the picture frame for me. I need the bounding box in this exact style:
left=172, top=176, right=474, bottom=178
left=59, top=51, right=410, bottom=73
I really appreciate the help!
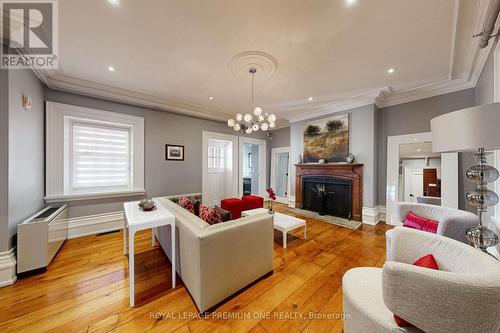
left=165, top=144, right=185, bottom=161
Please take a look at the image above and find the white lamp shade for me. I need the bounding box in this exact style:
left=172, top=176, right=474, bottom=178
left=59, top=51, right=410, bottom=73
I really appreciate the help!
left=431, top=103, right=500, bottom=153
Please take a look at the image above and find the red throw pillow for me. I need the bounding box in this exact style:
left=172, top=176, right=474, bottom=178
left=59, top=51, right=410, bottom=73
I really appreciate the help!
left=394, top=254, right=439, bottom=327
left=199, top=205, right=222, bottom=225
left=421, top=219, right=439, bottom=233
left=178, top=196, right=194, bottom=214
left=403, top=211, right=428, bottom=230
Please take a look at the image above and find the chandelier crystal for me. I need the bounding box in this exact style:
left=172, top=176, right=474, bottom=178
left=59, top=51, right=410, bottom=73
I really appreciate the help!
left=227, top=67, right=276, bottom=134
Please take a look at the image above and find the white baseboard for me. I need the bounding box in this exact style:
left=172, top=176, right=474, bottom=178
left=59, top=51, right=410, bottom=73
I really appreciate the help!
left=0, top=247, right=17, bottom=287
left=53, top=211, right=124, bottom=239
left=288, top=195, right=296, bottom=208
left=362, top=205, right=386, bottom=226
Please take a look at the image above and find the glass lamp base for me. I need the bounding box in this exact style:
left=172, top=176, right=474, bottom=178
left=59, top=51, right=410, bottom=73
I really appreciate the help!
left=466, top=225, right=499, bottom=252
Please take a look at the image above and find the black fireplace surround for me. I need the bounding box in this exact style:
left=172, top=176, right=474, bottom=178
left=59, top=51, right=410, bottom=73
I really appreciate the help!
left=301, top=176, right=352, bottom=219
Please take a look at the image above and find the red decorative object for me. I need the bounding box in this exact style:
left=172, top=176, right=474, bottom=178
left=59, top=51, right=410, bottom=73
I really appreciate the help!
left=178, top=196, right=194, bottom=214
left=394, top=254, right=439, bottom=327
left=266, top=188, right=276, bottom=201
left=242, top=195, right=264, bottom=211
left=221, top=198, right=246, bottom=219
left=199, top=205, right=222, bottom=225
left=403, top=211, right=439, bottom=234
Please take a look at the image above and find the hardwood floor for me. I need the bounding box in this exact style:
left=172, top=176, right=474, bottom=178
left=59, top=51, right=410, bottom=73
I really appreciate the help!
left=0, top=203, right=391, bottom=333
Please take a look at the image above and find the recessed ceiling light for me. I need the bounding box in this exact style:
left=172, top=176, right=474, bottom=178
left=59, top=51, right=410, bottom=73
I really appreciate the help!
left=417, top=149, right=422, bottom=152
left=387, top=68, right=396, bottom=74
left=108, top=66, right=115, bottom=72
left=346, top=0, right=356, bottom=5
left=108, top=0, right=120, bottom=5
left=308, top=97, right=313, bottom=101
left=209, top=96, right=214, bottom=100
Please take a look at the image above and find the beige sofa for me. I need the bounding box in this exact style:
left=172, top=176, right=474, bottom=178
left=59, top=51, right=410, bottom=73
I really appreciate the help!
left=154, top=194, right=274, bottom=312
left=343, top=227, right=500, bottom=333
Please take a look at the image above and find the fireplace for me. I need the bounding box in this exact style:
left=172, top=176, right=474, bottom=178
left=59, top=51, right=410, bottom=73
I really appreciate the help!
left=295, top=163, right=363, bottom=221
left=302, top=176, right=352, bottom=219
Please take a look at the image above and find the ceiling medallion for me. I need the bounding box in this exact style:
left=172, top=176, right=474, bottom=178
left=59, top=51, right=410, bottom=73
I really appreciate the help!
left=228, top=51, right=278, bottom=82
left=227, top=67, right=276, bottom=134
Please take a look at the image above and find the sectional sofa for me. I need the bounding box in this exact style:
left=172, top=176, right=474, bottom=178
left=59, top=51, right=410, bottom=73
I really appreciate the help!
left=154, top=194, right=274, bottom=312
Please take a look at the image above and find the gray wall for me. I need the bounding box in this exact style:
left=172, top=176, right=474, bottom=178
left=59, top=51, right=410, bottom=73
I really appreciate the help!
left=377, top=88, right=477, bottom=209
left=3, top=70, right=46, bottom=250
left=0, top=70, right=9, bottom=252
left=289, top=104, right=378, bottom=208
left=44, top=88, right=271, bottom=217
left=270, top=127, right=290, bottom=148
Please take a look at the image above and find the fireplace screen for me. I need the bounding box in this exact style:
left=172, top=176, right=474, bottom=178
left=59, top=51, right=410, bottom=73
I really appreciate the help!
left=302, top=176, right=352, bottom=219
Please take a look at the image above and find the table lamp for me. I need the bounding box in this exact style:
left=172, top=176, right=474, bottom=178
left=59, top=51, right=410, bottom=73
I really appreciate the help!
left=431, top=103, right=500, bottom=252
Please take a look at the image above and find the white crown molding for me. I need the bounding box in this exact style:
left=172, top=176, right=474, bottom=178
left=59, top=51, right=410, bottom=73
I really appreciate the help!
left=30, top=0, right=496, bottom=124
left=286, top=87, right=391, bottom=123
left=37, top=70, right=231, bottom=122
left=0, top=247, right=17, bottom=287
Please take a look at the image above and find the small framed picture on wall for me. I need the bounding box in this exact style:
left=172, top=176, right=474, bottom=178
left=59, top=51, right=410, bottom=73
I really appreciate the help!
left=165, top=144, right=185, bottom=161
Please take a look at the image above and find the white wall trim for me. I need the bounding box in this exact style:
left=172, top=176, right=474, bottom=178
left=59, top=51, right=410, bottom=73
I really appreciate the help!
left=44, top=189, right=146, bottom=203
left=51, top=211, right=125, bottom=239
left=362, top=205, right=386, bottom=226
left=0, top=247, right=17, bottom=287
left=288, top=195, right=296, bottom=208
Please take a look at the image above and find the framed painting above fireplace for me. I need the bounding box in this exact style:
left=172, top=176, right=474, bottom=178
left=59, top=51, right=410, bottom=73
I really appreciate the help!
left=303, top=114, right=349, bottom=163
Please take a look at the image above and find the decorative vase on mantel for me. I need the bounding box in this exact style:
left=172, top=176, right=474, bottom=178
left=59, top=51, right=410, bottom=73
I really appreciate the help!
left=266, top=188, right=276, bottom=214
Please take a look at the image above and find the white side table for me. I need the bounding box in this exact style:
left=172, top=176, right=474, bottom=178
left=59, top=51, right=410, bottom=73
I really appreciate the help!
left=242, top=208, right=306, bottom=248
left=123, top=201, right=176, bottom=307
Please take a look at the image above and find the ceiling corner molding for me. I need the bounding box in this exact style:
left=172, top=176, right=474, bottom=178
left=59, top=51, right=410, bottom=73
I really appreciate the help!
left=37, top=71, right=231, bottom=122
left=375, top=78, right=475, bottom=108
left=286, top=87, right=390, bottom=123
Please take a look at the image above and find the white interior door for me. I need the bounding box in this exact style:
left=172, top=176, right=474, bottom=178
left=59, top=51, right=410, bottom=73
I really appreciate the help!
left=271, top=147, right=290, bottom=203
left=202, top=132, right=238, bottom=207
left=205, top=140, right=228, bottom=207
left=404, top=168, right=423, bottom=202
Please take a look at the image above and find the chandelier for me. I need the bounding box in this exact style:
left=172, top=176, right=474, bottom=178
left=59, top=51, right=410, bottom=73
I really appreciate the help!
left=227, top=67, right=276, bottom=134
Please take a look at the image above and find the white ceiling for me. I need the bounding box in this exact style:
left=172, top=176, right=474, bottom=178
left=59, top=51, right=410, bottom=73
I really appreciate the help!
left=38, top=0, right=494, bottom=123
left=400, top=142, right=441, bottom=159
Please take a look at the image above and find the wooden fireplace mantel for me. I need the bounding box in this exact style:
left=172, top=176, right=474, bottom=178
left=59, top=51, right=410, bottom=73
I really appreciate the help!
left=295, top=163, right=363, bottom=221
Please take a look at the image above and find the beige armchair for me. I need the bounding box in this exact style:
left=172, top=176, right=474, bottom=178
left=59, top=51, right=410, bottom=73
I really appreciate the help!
left=393, top=202, right=479, bottom=244
left=343, top=227, right=500, bottom=333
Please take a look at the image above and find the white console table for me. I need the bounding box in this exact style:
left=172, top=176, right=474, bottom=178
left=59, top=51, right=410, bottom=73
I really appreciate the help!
left=123, top=201, right=176, bottom=306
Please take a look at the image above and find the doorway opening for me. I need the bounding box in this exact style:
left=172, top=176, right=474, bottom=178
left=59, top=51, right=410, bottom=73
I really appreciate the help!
left=239, top=137, right=266, bottom=198
left=270, top=147, right=290, bottom=203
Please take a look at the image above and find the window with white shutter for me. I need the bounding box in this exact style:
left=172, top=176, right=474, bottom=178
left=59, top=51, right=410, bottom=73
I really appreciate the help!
left=71, top=123, right=132, bottom=192
left=45, top=102, right=145, bottom=201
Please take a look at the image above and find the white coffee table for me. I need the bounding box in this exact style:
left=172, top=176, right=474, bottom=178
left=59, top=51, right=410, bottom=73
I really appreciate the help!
left=242, top=208, right=306, bottom=248
left=123, top=201, right=176, bottom=307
